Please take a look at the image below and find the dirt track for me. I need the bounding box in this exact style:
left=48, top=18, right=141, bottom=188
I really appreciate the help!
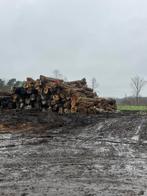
left=0, top=111, right=147, bottom=196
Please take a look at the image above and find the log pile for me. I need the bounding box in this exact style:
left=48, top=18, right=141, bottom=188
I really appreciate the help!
left=0, top=76, right=117, bottom=114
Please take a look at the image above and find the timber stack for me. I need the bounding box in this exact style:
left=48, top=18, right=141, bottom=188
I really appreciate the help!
left=0, top=75, right=117, bottom=114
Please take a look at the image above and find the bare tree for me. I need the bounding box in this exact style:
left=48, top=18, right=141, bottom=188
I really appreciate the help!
left=64, top=76, right=68, bottom=82
left=91, top=77, right=98, bottom=92
left=58, top=73, right=63, bottom=80
left=53, top=69, right=60, bottom=79
left=53, top=69, right=67, bottom=80
left=131, top=76, right=146, bottom=105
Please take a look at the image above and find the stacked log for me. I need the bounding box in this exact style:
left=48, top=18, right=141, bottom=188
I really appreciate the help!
left=76, top=97, right=117, bottom=114
left=0, top=76, right=117, bottom=114
left=0, top=92, right=13, bottom=109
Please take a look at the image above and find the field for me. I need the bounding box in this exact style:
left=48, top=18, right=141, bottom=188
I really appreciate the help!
left=117, top=104, right=147, bottom=111
left=0, top=111, right=147, bottom=195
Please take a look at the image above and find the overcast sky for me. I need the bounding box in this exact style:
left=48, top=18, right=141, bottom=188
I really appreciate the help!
left=0, top=0, right=147, bottom=97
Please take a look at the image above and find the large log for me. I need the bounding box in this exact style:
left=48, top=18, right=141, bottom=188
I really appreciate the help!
left=40, top=75, right=63, bottom=84
left=65, top=78, right=87, bottom=88
left=0, top=92, right=11, bottom=97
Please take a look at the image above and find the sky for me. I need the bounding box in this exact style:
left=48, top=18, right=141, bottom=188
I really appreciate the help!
left=0, top=0, right=147, bottom=97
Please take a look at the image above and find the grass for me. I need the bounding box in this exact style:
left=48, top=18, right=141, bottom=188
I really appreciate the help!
left=117, top=105, right=147, bottom=111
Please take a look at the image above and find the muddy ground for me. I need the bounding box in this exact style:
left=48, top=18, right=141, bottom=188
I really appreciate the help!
left=0, top=110, right=147, bottom=196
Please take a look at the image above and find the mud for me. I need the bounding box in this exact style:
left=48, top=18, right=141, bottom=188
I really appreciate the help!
left=0, top=111, right=147, bottom=196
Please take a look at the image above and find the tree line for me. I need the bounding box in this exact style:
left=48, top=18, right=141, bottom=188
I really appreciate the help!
left=0, top=78, right=24, bottom=92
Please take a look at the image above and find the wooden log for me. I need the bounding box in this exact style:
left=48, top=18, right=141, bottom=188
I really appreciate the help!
left=63, top=101, right=71, bottom=109
left=64, top=108, right=70, bottom=114
left=40, top=75, right=63, bottom=84
left=65, top=78, right=87, bottom=88
left=0, top=92, right=11, bottom=97
left=24, top=78, right=35, bottom=88
left=52, top=95, right=60, bottom=102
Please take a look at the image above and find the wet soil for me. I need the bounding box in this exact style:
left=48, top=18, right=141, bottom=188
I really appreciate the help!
left=0, top=110, right=147, bottom=196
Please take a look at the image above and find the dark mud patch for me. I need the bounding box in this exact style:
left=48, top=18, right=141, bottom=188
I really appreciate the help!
left=0, top=111, right=147, bottom=195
